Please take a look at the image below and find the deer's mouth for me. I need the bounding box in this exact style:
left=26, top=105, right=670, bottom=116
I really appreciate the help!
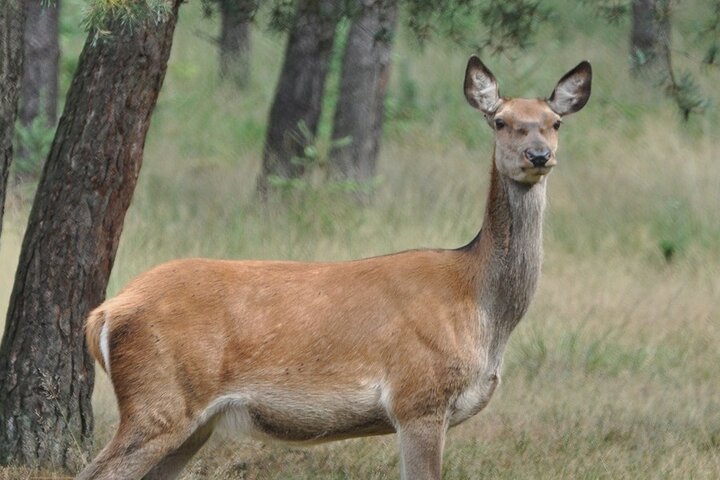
left=523, top=165, right=553, bottom=174
left=518, top=164, right=554, bottom=184
left=521, top=156, right=556, bottom=176
left=522, top=164, right=554, bottom=176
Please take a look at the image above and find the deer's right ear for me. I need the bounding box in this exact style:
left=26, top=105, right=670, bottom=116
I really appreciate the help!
left=464, top=56, right=501, bottom=115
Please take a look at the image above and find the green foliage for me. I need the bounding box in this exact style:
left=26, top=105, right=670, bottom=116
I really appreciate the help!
left=652, top=199, right=695, bottom=263
left=475, top=0, right=552, bottom=54
left=262, top=0, right=357, bottom=33
left=514, top=329, right=548, bottom=381
left=405, top=0, right=551, bottom=54
left=267, top=170, right=375, bottom=238
left=199, top=0, right=260, bottom=20
left=258, top=0, right=551, bottom=55
left=385, top=59, right=419, bottom=121
left=703, top=43, right=719, bottom=65
left=509, top=328, right=668, bottom=381
left=666, top=71, right=710, bottom=120
left=266, top=0, right=296, bottom=32
left=12, top=116, right=54, bottom=183
left=583, top=0, right=629, bottom=24
left=700, top=0, right=720, bottom=61
left=81, top=0, right=172, bottom=42
left=316, top=17, right=351, bottom=142
left=583, top=0, right=717, bottom=121
left=265, top=121, right=378, bottom=238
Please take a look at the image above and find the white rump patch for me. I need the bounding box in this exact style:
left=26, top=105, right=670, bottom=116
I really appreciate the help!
left=100, top=322, right=111, bottom=379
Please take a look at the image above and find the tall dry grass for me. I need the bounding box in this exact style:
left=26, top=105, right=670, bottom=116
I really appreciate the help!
left=1, top=0, right=719, bottom=478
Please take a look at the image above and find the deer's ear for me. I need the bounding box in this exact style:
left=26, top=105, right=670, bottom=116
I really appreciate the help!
left=464, top=56, right=502, bottom=115
left=547, top=61, right=592, bottom=116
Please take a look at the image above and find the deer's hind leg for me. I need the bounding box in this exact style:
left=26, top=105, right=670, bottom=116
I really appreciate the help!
left=142, top=419, right=216, bottom=480
left=76, top=416, right=196, bottom=480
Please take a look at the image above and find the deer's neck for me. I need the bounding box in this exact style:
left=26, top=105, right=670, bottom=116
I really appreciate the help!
left=465, top=157, right=547, bottom=335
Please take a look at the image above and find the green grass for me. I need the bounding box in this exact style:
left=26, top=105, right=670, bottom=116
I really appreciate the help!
left=1, top=0, right=720, bottom=478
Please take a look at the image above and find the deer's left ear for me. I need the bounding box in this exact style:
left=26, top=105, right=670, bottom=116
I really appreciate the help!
left=547, top=61, right=592, bottom=116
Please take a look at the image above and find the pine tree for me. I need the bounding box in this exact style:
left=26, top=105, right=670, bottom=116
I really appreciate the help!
left=630, top=0, right=672, bottom=80
left=16, top=0, right=60, bottom=178
left=257, top=0, right=341, bottom=195
left=0, top=0, right=25, bottom=239
left=218, top=0, right=257, bottom=87
left=329, top=0, right=398, bottom=197
left=0, top=0, right=182, bottom=471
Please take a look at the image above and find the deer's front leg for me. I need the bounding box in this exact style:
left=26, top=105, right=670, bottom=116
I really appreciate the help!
left=397, top=416, right=448, bottom=480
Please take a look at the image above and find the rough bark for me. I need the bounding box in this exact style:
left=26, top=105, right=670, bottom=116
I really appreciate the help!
left=0, top=3, right=181, bottom=472
left=219, top=0, right=254, bottom=87
left=20, top=0, right=59, bottom=128
left=329, top=0, right=398, bottom=193
left=256, top=0, right=340, bottom=195
left=630, top=0, right=672, bottom=81
left=0, top=0, right=25, bottom=239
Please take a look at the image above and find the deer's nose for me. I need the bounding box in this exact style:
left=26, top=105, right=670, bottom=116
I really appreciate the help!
left=524, top=148, right=552, bottom=167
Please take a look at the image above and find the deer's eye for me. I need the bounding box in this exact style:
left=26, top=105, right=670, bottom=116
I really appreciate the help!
left=494, top=118, right=506, bottom=130
left=553, top=120, right=562, bottom=130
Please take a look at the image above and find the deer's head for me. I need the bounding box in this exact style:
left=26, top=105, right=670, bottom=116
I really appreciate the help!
left=464, top=56, right=592, bottom=185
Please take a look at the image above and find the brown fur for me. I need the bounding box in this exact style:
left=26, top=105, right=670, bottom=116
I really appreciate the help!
left=78, top=57, right=591, bottom=480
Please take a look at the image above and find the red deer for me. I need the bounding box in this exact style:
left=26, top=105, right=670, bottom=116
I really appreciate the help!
left=79, top=56, right=591, bottom=480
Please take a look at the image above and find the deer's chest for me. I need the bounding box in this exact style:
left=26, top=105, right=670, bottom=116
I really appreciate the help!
left=449, top=369, right=500, bottom=426
left=447, top=310, right=510, bottom=426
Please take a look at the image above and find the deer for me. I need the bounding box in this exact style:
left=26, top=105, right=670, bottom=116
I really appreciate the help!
left=78, top=56, right=591, bottom=480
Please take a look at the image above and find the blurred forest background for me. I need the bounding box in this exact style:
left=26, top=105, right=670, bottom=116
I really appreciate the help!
left=0, top=0, right=719, bottom=478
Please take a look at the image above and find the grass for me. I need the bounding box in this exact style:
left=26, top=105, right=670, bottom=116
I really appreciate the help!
left=1, top=0, right=720, bottom=478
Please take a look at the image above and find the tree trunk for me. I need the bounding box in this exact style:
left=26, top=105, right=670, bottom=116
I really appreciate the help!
left=630, top=0, right=672, bottom=81
left=0, top=3, right=181, bottom=472
left=15, top=0, right=59, bottom=180
left=20, top=0, right=59, bottom=128
left=219, top=0, right=254, bottom=88
left=329, top=0, right=398, bottom=194
left=0, top=0, right=25, bottom=239
left=256, top=0, right=340, bottom=195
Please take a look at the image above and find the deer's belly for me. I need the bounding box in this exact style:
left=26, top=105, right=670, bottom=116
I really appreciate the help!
left=209, top=386, right=395, bottom=443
